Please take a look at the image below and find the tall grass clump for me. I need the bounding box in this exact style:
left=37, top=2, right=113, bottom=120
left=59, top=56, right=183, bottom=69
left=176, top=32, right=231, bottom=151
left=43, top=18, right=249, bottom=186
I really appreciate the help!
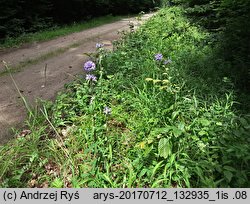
left=0, top=6, right=249, bottom=188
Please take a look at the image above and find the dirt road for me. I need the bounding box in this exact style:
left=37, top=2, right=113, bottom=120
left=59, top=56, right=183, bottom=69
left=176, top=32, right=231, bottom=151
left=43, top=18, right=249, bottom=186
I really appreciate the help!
left=0, top=14, right=154, bottom=144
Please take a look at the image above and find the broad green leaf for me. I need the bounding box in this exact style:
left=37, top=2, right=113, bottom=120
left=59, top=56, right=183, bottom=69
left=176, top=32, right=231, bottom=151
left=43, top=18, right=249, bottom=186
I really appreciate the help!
left=172, top=126, right=182, bottom=137
left=199, top=118, right=211, bottom=126
left=198, top=130, right=207, bottom=136
left=158, top=138, right=172, bottom=159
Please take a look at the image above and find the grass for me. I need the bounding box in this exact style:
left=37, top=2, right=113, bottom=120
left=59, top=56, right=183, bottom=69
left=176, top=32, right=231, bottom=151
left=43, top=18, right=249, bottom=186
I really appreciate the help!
left=0, top=15, right=123, bottom=50
left=0, top=6, right=249, bottom=188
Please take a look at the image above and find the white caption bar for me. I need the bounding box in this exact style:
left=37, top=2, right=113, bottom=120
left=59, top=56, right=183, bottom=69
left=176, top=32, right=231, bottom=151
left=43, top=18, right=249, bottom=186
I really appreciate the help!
left=0, top=188, right=249, bottom=204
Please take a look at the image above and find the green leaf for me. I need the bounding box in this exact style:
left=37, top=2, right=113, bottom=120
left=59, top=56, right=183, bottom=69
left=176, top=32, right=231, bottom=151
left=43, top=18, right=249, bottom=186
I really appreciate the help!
left=102, top=174, right=113, bottom=186
left=139, top=169, right=148, bottom=178
left=51, top=178, right=64, bottom=188
left=172, top=111, right=180, bottom=120
left=152, top=179, right=168, bottom=188
left=239, top=118, right=248, bottom=127
left=150, top=127, right=171, bottom=136
left=169, top=153, right=176, bottom=165
left=223, top=166, right=236, bottom=172
left=162, top=80, right=170, bottom=84
left=158, top=138, right=172, bottom=159
left=151, top=161, right=164, bottom=180
left=199, top=118, right=211, bottom=126
left=172, top=126, right=182, bottom=137
left=153, top=79, right=162, bottom=84
left=107, top=75, right=114, bottom=79
left=145, top=78, right=153, bottom=81
left=198, top=130, right=207, bottom=136
left=178, top=122, right=185, bottom=131
left=216, top=122, right=223, bottom=126
left=224, top=171, right=233, bottom=182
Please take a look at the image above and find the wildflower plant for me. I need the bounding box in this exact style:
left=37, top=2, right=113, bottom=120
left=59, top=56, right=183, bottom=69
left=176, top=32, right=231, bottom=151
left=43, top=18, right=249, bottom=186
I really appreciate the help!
left=147, top=54, right=178, bottom=94
left=82, top=43, right=113, bottom=120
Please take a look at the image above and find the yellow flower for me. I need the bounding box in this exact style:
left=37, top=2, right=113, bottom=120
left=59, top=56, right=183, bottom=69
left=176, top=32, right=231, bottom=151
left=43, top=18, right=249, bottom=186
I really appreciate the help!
left=138, top=141, right=146, bottom=149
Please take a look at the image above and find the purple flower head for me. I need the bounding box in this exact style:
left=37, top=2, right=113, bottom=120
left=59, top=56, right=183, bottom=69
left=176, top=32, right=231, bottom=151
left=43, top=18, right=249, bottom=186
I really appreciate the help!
left=96, top=43, right=104, bottom=48
left=164, top=59, right=172, bottom=65
left=86, top=74, right=97, bottom=82
left=103, top=106, right=112, bottom=115
left=155, top=53, right=163, bottom=61
left=84, top=61, right=96, bottom=72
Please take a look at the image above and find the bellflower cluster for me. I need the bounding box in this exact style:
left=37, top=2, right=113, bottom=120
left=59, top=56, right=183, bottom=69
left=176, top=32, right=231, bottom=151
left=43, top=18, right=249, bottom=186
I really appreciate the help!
left=155, top=53, right=163, bottom=61
left=86, top=74, right=97, bottom=82
left=155, top=53, right=173, bottom=65
left=84, top=61, right=96, bottom=72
